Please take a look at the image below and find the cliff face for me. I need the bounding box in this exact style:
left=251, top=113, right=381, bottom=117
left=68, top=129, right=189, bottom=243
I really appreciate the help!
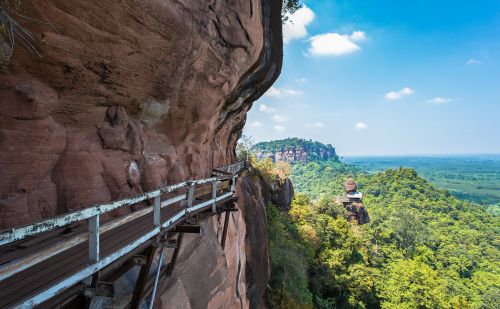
left=0, top=1, right=282, bottom=307
left=153, top=177, right=271, bottom=308
left=255, top=138, right=338, bottom=163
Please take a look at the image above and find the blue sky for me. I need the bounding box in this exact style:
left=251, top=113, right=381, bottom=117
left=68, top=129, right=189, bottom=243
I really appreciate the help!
left=243, top=0, right=500, bottom=156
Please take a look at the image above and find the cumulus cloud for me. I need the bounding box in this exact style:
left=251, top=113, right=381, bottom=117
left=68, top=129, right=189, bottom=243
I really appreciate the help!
left=308, top=31, right=367, bottom=56
left=305, top=122, right=325, bottom=128
left=272, top=114, right=291, bottom=122
left=385, top=87, right=414, bottom=100
left=349, top=31, right=368, bottom=42
left=259, top=103, right=276, bottom=113
left=250, top=121, right=263, bottom=127
left=467, top=58, right=481, bottom=65
left=274, top=125, right=286, bottom=133
left=283, top=6, right=315, bottom=44
left=427, top=97, right=453, bottom=104
left=354, top=122, right=368, bottom=130
left=265, top=86, right=303, bottom=98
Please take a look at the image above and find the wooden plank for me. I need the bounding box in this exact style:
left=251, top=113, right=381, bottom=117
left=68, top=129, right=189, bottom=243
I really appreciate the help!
left=193, top=181, right=229, bottom=198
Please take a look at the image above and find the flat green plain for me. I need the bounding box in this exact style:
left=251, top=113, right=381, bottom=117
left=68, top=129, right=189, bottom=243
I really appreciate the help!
left=343, top=155, right=500, bottom=205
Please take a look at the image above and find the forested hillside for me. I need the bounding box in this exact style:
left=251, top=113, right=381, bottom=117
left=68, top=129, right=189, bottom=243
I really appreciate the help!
left=254, top=138, right=339, bottom=163
left=264, top=159, right=500, bottom=308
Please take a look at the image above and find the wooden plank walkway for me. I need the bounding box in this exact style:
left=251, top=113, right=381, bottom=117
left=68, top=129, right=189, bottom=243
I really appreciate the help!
left=0, top=162, right=244, bottom=308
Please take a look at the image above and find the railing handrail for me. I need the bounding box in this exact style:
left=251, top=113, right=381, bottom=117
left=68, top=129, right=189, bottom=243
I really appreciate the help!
left=0, top=161, right=245, bottom=247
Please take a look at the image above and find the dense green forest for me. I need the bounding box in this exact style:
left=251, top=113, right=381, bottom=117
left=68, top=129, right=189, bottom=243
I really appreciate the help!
left=263, top=159, right=500, bottom=308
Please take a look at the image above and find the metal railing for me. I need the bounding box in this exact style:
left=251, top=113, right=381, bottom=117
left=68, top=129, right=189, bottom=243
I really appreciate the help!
left=212, top=161, right=246, bottom=176
left=0, top=161, right=246, bottom=308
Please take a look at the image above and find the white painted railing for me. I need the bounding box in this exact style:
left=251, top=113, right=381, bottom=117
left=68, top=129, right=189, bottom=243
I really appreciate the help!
left=0, top=161, right=246, bottom=309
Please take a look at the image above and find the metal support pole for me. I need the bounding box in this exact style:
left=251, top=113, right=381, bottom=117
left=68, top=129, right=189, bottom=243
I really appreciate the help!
left=153, top=196, right=161, bottom=227
left=211, top=180, right=217, bottom=212
left=221, top=210, right=230, bottom=249
left=165, top=233, right=184, bottom=277
left=148, top=248, right=164, bottom=309
left=130, top=246, right=156, bottom=308
left=89, top=214, right=100, bottom=264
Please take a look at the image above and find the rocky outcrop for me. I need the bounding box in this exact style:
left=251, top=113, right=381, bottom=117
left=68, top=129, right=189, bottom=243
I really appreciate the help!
left=273, top=178, right=294, bottom=211
left=0, top=0, right=282, bottom=308
left=255, top=138, right=339, bottom=163
left=258, top=177, right=294, bottom=211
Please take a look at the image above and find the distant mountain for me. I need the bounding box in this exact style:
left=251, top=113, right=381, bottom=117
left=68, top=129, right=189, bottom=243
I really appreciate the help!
left=254, top=138, right=339, bottom=163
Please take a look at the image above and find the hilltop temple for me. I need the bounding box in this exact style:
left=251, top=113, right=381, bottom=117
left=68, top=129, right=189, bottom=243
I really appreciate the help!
left=337, top=178, right=370, bottom=224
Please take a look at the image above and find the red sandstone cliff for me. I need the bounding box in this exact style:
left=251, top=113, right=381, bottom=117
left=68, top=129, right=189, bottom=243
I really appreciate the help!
left=0, top=1, right=282, bottom=307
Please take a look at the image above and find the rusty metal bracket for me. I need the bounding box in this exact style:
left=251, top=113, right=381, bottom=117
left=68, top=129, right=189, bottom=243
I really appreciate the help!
left=132, top=255, right=147, bottom=266
left=84, top=281, right=114, bottom=298
left=154, top=237, right=178, bottom=248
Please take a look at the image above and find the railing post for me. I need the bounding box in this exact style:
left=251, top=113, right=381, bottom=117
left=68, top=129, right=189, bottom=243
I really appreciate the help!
left=187, top=183, right=195, bottom=211
left=153, top=195, right=161, bottom=227
left=230, top=175, right=237, bottom=192
left=211, top=180, right=217, bottom=212
left=89, top=214, right=100, bottom=264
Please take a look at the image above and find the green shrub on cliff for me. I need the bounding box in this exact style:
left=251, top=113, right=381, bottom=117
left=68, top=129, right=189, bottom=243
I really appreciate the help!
left=267, top=202, right=313, bottom=308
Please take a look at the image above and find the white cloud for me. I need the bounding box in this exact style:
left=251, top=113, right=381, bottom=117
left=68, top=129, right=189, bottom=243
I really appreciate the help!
left=349, top=31, right=368, bottom=42
left=400, top=87, right=414, bottom=95
left=354, top=122, right=368, bottom=130
left=274, top=125, right=286, bottom=133
left=272, top=114, right=291, bottom=122
left=308, top=31, right=367, bottom=56
left=259, top=103, right=276, bottom=113
left=250, top=121, right=263, bottom=127
left=467, top=58, right=481, bottom=65
left=385, top=87, right=415, bottom=100
left=265, top=86, right=303, bottom=98
left=265, top=87, right=281, bottom=97
left=296, top=78, right=307, bottom=83
left=427, top=97, right=453, bottom=104
left=305, top=122, right=325, bottom=128
left=283, top=89, right=303, bottom=96
left=283, top=6, right=315, bottom=44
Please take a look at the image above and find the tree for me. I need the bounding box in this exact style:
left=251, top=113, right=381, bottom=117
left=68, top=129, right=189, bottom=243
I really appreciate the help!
left=282, top=1, right=302, bottom=22
left=378, top=259, right=448, bottom=309
left=391, top=209, right=427, bottom=257
left=236, top=135, right=255, bottom=162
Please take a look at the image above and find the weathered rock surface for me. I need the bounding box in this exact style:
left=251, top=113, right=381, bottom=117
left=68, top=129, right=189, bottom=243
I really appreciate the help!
left=0, top=0, right=282, bottom=308
left=272, top=178, right=294, bottom=211
left=256, top=175, right=294, bottom=211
